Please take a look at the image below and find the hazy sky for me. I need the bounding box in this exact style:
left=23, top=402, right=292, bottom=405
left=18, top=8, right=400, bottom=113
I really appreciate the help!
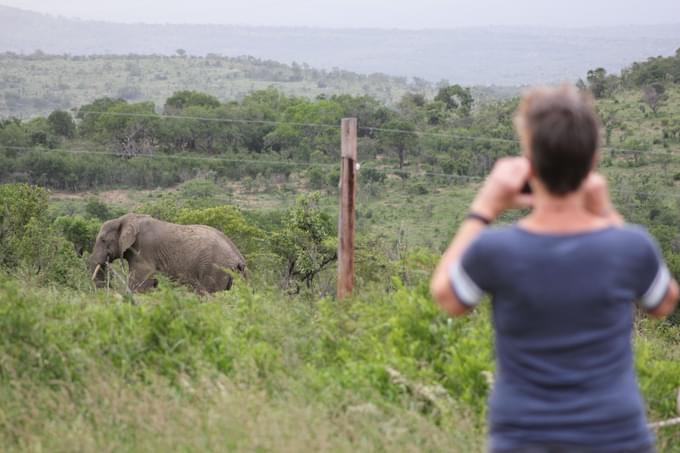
left=4, top=0, right=680, bottom=28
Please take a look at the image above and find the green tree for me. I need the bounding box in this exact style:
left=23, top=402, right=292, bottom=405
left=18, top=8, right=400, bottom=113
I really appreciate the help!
left=85, top=198, right=115, bottom=221
left=77, top=97, right=127, bottom=138
left=330, top=94, right=389, bottom=135
left=47, top=110, right=76, bottom=138
left=164, top=90, right=221, bottom=114
left=25, top=117, right=59, bottom=148
left=93, top=102, right=159, bottom=156
left=424, top=100, right=448, bottom=125
left=270, top=193, right=336, bottom=291
left=377, top=119, right=418, bottom=169
left=0, top=119, right=29, bottom=156
left=434, top=85, right=473, bottom=116
left=586, top=68, right=618, bottom=98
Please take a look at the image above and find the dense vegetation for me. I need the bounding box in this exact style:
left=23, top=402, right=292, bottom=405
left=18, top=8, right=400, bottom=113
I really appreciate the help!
left=0, top=80, right=516, bottom=192
left=2, top=49, right=680, bottom=451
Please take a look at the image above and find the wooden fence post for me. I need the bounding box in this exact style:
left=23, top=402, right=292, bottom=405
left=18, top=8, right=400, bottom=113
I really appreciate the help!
left=337, top=118, right=357, bottom=299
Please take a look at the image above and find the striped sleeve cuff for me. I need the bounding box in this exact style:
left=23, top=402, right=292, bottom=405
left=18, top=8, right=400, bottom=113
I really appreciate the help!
left=642, top=264, right=671, bottom=310
left=448, top=261, right=483, bottom=307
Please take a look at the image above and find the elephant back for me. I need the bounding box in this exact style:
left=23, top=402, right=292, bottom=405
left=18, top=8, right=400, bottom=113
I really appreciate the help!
left=187, top=224, right=246, bottom=271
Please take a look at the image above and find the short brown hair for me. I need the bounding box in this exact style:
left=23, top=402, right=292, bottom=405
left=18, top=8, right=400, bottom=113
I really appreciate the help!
left=515, top=85, right=601, bottom=195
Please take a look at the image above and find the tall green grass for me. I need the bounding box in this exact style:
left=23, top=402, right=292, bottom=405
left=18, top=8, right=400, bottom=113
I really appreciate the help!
left=1, top=275, right=678, bottom=451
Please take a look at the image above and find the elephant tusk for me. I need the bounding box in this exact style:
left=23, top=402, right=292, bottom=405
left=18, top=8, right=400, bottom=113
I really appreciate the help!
left=91, top=264, right=102, bottom=281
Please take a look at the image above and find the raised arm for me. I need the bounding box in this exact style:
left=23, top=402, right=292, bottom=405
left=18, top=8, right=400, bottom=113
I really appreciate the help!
left=430, top=157, right=532, bottom=316
left=583, top=173, right=678, bottom=318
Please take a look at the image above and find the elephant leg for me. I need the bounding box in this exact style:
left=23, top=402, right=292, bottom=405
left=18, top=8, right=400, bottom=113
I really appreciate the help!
left=181, top=277, right=208, bottom=295
left=214, top=269, right=233, bottom=292
left=201, top=265, right=233, bottom=293
left=128, top=261, right=157, bottom=293
left=135, top=278, right=158, bottom=292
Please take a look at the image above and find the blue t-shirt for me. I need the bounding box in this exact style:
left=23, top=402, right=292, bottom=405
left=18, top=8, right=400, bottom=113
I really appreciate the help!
left=448, top=224, right=670, bottom=451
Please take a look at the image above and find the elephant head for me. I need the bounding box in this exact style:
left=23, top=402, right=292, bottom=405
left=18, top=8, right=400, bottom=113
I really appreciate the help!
left=89, top=214, right=139, bottom=282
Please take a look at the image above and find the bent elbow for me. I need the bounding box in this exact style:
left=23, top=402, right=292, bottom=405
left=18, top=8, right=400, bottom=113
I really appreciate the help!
left=430, top=276, right=469, bottom=317
left=648, top=279, right=679, bottom=318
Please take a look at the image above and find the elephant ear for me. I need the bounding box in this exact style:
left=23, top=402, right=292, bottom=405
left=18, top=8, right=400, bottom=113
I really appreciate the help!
left=118, top=219, right=138, bottom=254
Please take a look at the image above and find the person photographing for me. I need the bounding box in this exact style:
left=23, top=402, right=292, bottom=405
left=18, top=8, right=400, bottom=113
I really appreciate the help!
left=431, top=85, right=678, bottom=453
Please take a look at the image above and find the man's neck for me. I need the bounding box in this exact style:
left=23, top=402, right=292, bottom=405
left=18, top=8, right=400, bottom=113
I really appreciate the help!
left=520, top=189, right=610, bottom=234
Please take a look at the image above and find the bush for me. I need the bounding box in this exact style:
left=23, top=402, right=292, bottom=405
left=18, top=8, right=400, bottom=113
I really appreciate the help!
left=407, top=182, right=429, bottom=195
left=178, top=178, right=220, bottom=200
left=0, top=183, right=50, bottom=268
left=85, top=198, right=115, bottom=221
left=306, top=166, right=327, bottom=190
left=53, top=215, right=101, bottom=256
left=269, top=193, right=337, bottom=291
left=0, top=184, right=86, bottom=287
left=360, top=167, right=386, bottom=185
left=140, top=194, right=185, bottom=221
left=15, top=217, right=87, bottom=288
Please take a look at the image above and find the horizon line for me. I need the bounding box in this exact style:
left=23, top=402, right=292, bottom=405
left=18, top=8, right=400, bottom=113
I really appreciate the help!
left=3, top=4, right=680, bottom=32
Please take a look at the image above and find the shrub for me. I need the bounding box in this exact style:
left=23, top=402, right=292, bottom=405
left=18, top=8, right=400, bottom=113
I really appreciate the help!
left=407, top=182, right=429, bottom=195
left=0, top=184, right=86, bottom=287
left=360, top=167, right=386, bottom=185
left=0, top=183, right=50, bottom=268
left=270, top=193, right=336, bottom=291
left=53, top=215, right=101, bottom=256
left=306, top=166, right=327, bottom=190
left=15, top=217, right=87, bottom=288
left=85, top=197, right=115, bottom=221
left=139, top=194, right=184, bottom=221
left=178, top=178, right=220, bottom=200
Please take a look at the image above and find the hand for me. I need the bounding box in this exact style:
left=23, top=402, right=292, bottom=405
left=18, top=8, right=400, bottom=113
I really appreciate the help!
left=582, top=172, right=610, bottom=215
left=583, top=172, right=623, bottom=224
left=470, top=157, right=532, bottom=221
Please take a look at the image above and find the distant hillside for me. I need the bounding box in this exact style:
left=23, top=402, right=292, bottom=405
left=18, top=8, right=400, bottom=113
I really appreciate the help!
left=1, top=5, right=680, bottom=86
left=0, top=53, right=421, bottom=118
left=0, top=52, right=520, bottom=118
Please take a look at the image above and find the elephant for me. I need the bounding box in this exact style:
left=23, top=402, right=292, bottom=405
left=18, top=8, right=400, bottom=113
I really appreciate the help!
left=89, top=213, right=246, bottom=293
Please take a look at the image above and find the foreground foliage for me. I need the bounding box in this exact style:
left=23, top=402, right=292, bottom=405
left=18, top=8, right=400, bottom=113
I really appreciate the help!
left=0, top=277, right=678, bottom=451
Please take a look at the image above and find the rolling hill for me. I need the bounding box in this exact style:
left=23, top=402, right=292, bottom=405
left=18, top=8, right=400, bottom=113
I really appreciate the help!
left=1, top=4, right=680, bottom=86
